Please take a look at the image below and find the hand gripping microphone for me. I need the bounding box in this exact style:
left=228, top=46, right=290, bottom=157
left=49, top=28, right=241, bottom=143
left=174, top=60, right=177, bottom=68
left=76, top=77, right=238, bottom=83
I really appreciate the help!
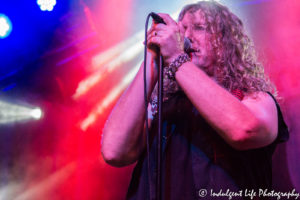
left=150, top=12, right=192, bottom=53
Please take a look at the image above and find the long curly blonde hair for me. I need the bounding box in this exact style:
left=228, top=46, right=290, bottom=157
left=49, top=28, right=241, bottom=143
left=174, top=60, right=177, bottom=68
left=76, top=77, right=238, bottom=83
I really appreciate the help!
left=177, top=1, right=275, bottom=96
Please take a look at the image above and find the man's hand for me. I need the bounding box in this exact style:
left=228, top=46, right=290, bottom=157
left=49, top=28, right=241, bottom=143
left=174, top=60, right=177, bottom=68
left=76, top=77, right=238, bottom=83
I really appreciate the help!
left=147, top=13, right=185, bottom=66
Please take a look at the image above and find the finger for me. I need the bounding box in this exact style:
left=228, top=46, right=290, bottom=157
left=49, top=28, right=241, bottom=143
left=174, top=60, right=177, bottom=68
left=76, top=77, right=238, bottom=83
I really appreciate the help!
left=148, top=22, right=165, bottom=32
left=147, top=24, right=155, bottom=35
left=147, top=27, right=156, bottom=37
left=147, top=32, right=158, bottom=43
left=147, top=30, right=156, bottom=40
left=148, top=27, right=167, bottom=38
left=147, top=22, right=158, bottom=36
left=157, top=13, right=177, bottom=26
left=154, top=23, right=167, bottom=31
left=147, top=31, right=157, bottom=41
left=147, top=29, right=167, bottom=42
left=147, top=24, right=167, bottom=38
left=147, top=36, right=161, bottom=47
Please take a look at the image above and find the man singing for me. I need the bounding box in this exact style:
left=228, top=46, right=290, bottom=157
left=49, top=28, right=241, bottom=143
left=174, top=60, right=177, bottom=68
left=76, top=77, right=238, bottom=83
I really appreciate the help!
left=101, top=1, right=289, bottom=199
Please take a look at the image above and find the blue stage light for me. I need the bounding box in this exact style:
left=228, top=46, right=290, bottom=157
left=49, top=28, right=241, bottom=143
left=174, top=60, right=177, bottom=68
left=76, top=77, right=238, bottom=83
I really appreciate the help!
left=0, top=14, right=12, bottom=39
left=37, top=0, right=57, bottom=11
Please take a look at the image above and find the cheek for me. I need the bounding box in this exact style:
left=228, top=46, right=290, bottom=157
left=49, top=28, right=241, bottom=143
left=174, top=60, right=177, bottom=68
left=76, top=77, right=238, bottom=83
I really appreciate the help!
left=194, top=34, right=205, bottom=43
left=203, top=38, right=214, bottom=56
left=195, top=35, right=210, bottom=49
left=206, top=43, right=214, bottom=56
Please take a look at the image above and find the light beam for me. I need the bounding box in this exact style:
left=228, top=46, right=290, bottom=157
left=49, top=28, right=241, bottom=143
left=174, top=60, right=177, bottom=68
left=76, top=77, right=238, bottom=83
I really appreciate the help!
left=0, top=100, right=43, bottom=124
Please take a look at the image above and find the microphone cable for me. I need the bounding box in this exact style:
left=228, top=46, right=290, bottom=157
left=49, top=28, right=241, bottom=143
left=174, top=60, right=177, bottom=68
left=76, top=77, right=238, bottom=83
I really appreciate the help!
left=144, top=13, right=154, bottom=200
left=144, top=12, right=166, bottom=200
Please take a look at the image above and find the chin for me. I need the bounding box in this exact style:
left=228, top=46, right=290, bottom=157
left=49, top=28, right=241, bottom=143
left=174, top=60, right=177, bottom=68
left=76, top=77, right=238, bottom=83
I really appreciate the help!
left=191, top=58, right=208, bottom=68
left=191, top=59, right=214, bottom=76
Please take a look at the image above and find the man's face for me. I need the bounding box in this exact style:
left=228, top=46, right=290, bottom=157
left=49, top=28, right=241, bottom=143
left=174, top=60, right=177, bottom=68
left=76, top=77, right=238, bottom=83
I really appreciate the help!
left=179, top=10, right=215, bottom=69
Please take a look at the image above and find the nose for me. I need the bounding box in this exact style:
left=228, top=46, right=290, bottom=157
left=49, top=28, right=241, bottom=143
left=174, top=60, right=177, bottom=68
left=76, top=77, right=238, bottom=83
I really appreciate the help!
left=184, top=27, right=193, bottom=43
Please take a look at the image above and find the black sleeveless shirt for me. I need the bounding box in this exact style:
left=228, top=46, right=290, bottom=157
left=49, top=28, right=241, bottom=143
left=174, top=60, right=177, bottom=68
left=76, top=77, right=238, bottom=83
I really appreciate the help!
left=126, top=91, right=289, bottom=200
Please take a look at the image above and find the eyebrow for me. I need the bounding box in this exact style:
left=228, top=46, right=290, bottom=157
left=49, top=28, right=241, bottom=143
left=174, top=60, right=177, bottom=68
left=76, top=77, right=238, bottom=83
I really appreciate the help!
left=194, top=23, right=205, bottom=26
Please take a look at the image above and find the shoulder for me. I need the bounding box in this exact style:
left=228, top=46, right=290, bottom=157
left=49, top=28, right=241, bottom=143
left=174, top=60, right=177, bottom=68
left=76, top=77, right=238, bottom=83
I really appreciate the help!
left=242, top=91, right=275, bottom=103
left=242, top=92, right=277, bottom=116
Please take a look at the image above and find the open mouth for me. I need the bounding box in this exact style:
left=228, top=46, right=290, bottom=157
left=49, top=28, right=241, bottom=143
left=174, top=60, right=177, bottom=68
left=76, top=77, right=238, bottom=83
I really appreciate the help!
left=188, top=47, right=200, bottom=53
left=188, top=48, right=200, bottom=58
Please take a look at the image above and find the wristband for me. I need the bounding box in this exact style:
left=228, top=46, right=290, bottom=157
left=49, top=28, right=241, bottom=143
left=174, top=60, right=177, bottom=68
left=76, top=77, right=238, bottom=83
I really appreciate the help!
left=165, top=53, right=190, bottom=80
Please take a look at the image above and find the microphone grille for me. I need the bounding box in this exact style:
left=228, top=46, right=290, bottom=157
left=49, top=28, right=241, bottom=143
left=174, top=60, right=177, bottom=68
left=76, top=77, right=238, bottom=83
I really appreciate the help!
left=184, top=37, right=191, bottom=53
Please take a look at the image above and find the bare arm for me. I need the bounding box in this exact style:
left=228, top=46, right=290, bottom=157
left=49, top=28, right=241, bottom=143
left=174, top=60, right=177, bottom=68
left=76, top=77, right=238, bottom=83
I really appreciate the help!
left=101, top=52, right=158, bottom=167
left=175, top=62, right=278, bottom=150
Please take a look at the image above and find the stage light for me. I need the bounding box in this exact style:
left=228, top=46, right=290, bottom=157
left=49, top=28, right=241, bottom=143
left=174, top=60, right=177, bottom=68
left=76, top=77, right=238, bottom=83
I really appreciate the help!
left=0, top=14, right=12, bottom=39
left=0, top=101, right=43, bottom=124
left=30, top=108, right=42, bottom=119
left=80, top=61, right=141, bottom=131
left=72, top=35, right=144, bottom=100
left=37, top=0, right=56, bottom=11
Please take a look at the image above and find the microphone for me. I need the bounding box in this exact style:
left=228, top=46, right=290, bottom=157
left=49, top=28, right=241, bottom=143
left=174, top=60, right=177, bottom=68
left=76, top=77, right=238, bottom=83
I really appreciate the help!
left=149, top=12, right=192, bottom=54
left=184, top=37, right=192, bottom=53
left=150, top=12, right=166, bottom=24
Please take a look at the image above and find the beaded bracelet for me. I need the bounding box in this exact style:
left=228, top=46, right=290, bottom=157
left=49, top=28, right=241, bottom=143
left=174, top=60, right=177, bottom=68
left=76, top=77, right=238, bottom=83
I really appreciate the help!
left=165, top=53, right=191, bottom=80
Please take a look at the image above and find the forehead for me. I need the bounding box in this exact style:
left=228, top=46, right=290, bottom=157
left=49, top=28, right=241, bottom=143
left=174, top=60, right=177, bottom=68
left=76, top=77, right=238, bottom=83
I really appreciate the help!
left=180, top=9, right=206, bottom=25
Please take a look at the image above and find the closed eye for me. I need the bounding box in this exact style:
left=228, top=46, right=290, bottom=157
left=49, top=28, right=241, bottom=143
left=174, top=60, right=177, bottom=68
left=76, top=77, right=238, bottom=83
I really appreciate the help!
left=194, top=25, right=206, bottom=31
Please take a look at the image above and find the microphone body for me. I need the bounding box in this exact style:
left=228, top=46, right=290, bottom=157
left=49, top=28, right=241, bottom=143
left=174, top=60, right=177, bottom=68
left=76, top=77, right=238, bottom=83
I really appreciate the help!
left=150, top=12, right=166, bottom=24
left=184, top=38, right=192, bottom=54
